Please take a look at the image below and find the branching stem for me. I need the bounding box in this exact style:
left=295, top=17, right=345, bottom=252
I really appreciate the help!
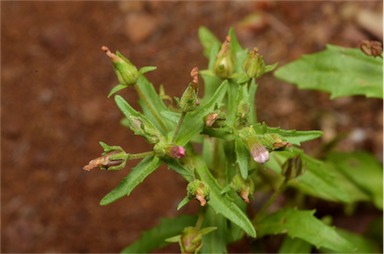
left=128, top=151, right=155, bottom=160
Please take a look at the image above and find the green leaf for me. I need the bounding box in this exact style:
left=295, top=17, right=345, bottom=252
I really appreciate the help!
left=253, top=123, right=323, bottom=145
left=320, top=228, right=381, bottom=253
left=326, top=151, right=383, bottom=209
left=275, top=44, right=383, bottom=99
left=235, top=138, right=250, bottom=179
left=100, top=156, right=161, bottom=205
left=160, top=111, right=180, bottom=124
left=191, top=156, right=257, bottom=237
left=255, top=208, right=356, bottom=252
left=295, top=154, right=351, bottom=202
left=200, top=206, right=228, bottom=254
left=228, top=27, right=244, bottom=53
left=176, top=80, right=228, bottom=146
left=135, top=75, right=172, bottom=132
left=121, top=215, right=197, bottom=253
left=198, top=26, right=221, bottom=58
left=278, top=236, right=312, bottom=253
left=200, top=69, right=223, bottom=103
left=161, top=157, right=194, bottom=182
left=265, top=151, right=352, bottom=202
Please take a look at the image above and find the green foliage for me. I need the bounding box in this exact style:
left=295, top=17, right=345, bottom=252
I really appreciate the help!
left=255, top=208, right=355, bottom=252
left=326, top=151, right=383, bottom=209
left=121, top=215, right=197, bottom=253
left=275, top=45, right=383, bottom=99
left=100, top=156, right=161, bottom=206
left=192, top=156, right=257, bottom=238
left=84, top=27, right=383, bottom=253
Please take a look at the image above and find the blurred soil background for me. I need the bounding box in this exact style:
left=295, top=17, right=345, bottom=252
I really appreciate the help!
left=1, top=1, right=382, bottom=253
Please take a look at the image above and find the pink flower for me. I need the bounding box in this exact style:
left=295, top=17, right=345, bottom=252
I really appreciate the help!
left=250, top=143, right=269, bottom=164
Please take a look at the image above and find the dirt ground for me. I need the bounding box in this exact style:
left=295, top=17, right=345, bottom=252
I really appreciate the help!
left=1, top=1, right=382, bottom=253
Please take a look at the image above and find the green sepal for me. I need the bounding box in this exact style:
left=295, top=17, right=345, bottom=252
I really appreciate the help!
left=107, top=84, right=127, bottom=98
left=265, top=62, right=279, bottom=73
left=139, top=66, right=157, bottom=74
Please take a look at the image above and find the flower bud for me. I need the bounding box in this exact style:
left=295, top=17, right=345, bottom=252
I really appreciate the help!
left=187, top=180, right=210, bottom=206
left=169, top=145, right=186, bottom=159
left=180, top=227, right=203, bottom=254
left=179, top=67, right=199, bottom=112
left=243, top=47, right=265, bottom=79
left=83, top=142, right=127, bottom=171
left=214, top=36, right=235, bottom=78
left=153, top=141, right=186, bottom=159
left=205, top=111, right=226, bottom=128
left=102, top=46, right=139, bottom=86
left=282, top=155, right=303, bottom=180
left=231, top=174, right=254, bottom=203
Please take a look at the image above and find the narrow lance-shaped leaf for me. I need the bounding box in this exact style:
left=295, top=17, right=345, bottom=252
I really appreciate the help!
left=100, top=156, right=161, bottom=206
left=189, top=156, right=256, bottom=237
left=198, top=26, right=221, bottom=59
left=275, top=44, right=383, bottom=99
left=200, top=206, right=228, bottom=254
left=235, top=138, right=250, bottom=179
left=255, top=208, right=356, bottom=253
left=135, top=75, right=172, bottom=132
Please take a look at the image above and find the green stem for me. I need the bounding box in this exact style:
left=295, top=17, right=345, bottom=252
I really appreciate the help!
left=195, top=208, right=205, bottom=230
left=171, top=111, right=187, bottom=143
left=128, top=151, right=155, bottom=160
left=253, top=178, right=288, bottom=223
left=134, top=84, right=169, bottom=133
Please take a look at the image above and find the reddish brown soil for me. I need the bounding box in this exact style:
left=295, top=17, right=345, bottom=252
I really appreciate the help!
left=2, top=2, right=382, bottom=253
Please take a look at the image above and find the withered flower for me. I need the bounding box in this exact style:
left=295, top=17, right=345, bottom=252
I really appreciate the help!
left=83, top=151, right=124, bottom=171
